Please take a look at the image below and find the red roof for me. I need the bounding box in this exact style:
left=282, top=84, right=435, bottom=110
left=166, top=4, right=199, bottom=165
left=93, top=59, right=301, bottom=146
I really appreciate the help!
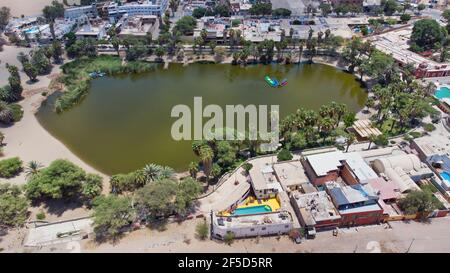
left=364, top=177, right=401, bottom=201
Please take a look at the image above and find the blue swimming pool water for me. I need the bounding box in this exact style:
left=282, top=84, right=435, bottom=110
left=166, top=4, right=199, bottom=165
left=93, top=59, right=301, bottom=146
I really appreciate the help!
left=435, top=87, right=450, bottom=99
left=440, top=171, right=450, bottom=185
left=232, top=205, right=272, bottom=216
left=25, top=26, right=40, bottom=34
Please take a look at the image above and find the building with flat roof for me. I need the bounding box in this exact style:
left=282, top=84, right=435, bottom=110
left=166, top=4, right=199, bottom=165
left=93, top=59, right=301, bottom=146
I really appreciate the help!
left=64, top=4, right=98, bottom=20
left=75, top=21, right=108, bottom=40
left=211, top=211, right=293, bottom=239
left=290, top=191, right=341, bottom=230
left=272, top=160, right=310, bottom=193
left=325, top=181, right=384, bottom=226
left=241, top=20, right=282, bottom=43
left=370, top=26, right=450, bottom=78
left=411, top=135, right=450, bottom=195
left=117, top=15, right=157, bottom=37
left=302, top=151, right=379, bottom=186
left=248, top=158, right=283, bottom=200
left=411, top=135, right=450, bottom=162
left=108, top=0, right=169, bottom=23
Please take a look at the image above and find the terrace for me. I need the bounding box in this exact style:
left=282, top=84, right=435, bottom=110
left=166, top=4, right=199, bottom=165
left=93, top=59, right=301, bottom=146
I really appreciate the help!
left=290, top=191, right=341, bottom=230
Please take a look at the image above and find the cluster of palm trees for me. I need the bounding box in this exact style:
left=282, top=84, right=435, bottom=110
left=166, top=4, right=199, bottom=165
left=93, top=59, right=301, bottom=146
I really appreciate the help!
left=340, top=37, right=438, bottom=135
left=110, top=163, right=175, bottom=194
left=368, top=77, right=436, bottom=134
left=227, top=27, right=343, bottom=66
left=280, top=101, right=355, bottom=148
left=189, top=131, right=266, bottom=183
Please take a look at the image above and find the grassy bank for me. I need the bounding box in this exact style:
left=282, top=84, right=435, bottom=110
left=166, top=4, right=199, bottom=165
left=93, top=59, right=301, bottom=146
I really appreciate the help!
left=56, top=55, right=156, bottom=112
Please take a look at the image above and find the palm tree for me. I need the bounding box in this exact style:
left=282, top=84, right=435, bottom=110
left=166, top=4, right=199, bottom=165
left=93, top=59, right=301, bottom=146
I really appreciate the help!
left=367, top=134, right=377, bottom=150
left=143, top=163, right=163, bottom=182
left=189, top=161, right=199, bottom=178
left=159, top=166, right=175, bottom=180
left=132, top=169, right=146, bottom=187
left=335, top=103, right=348, bottom=127
left=306, top=38, right=316, bottom=63
left=228, top=29, right=236, bottom=52
left=345, top=133, right=356, bottom=152
left=25, top=161, right=43, bottom=179
left=303, top=109, right=318, bottom=128
left=319, top=117, right=335, bottom=144
left=319, top=104, right=333, bottom=119
left=199, top=145, right=214, bottom=179
left=0, top=102, right=13, bottom=125
left=169, top=0, right=179, bottom=16
left=365, top=97, right=375, bottom=112
left=298, top=40, right=304, bottom=65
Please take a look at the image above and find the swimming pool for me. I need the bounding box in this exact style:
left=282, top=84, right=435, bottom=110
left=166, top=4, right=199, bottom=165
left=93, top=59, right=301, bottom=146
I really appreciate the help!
left=24, top=26, right=40, bottom=34
left=435, top=86, right=450, bottom=99
left=232, top=205, right=272, bottom=216
left=440, top=171, right=450, bottom=185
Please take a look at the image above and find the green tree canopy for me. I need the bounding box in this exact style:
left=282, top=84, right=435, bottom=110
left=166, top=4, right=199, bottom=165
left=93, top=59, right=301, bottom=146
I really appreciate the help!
left=277, top=148, right=293, bottom=161
left=134, top=178, right=202, bottom=220
left=173, top=16, right=197, bottom=35
left=42, top=0, right=64, bottom=22
left=381, top=0, right=398, bottom=16
left=192, top=7, right=208, bottom=19
left=249, top=2, right=273, bottom=15
left=0, top=183, right=28, bottom=228
left=442, top=9, right=450, bottom=21
left=398, top=190, right=436, bottom=215
left=0, top=6, right=11, bottom=31
left=0, top=157, right=22, bottom=178
left=91, top=195, right=135, bottom=241
left=272, top=8, right=291, bottom=17
left=26, top=159, right=101, bottom=200
left=410, top=19, right=447, bottom=52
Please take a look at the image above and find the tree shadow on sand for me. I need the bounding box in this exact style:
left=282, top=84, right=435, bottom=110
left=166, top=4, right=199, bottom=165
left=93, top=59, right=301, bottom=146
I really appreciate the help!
left=32, top=197, right=86, bottom=218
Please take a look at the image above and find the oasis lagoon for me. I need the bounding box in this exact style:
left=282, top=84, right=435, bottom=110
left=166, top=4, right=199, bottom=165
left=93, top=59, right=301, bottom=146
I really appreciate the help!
left=36, top=63, right=367, bottom=175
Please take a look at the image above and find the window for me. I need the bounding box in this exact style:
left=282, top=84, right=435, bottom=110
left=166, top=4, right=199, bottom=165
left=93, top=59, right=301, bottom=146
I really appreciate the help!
left=250, top=228, right=255, bottom=231
left=262, top=227, right=266, bottom=230
left=284, top=225, right=289, bottom=228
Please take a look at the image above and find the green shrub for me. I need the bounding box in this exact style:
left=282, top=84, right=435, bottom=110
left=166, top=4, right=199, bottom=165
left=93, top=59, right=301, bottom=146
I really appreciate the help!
left=36, top=211, right=46, bottom=220
left=0, top=157, right=23, bottom=178
left=242, top=162, right=253, bottom=174
left=223, top=232, right=235, bottom=245
left=195, top=220, right=209, bottom=240
left=424, top=123, right=436, bottom=132
left=277, top=148, right=293, bottom=161
left=9, top=104, right=23, bottom=122
left=410, top=131, right=422, bottom=138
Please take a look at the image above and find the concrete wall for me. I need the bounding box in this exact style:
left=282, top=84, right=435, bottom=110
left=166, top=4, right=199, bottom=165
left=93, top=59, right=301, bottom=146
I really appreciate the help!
left=341, top=163, right=359, bottom=185
left=212, top=221, right=293, bottom=239
left=339, top=209, right=384, bottom=227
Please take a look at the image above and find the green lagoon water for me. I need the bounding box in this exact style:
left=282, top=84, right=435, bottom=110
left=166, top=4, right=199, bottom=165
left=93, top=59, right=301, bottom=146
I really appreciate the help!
left=36, top=63, right=367, bottom=175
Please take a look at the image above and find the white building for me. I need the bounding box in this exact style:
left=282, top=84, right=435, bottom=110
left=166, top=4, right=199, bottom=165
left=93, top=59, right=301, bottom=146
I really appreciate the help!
left=108, top=0, right=169, bottom=23
left=211, top=211, right=293, bottom=239
left=248, top=158, right=283, bottom=200
left=64, top=4, right=98, bottom=20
